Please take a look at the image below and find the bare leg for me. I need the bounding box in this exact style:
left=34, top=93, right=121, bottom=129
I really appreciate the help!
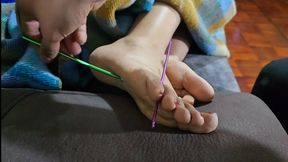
left=90, top=2, right=217, bottom=133
left=170, top=24, right=192, bottom=61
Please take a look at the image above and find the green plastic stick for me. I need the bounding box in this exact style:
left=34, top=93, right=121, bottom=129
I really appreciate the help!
left=22, top=35, right=122, bottom=80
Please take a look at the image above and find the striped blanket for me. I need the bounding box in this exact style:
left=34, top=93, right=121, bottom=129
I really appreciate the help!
left=1, top=0, right=236, bottom=90
left=93, top=0, right=236, bottom=56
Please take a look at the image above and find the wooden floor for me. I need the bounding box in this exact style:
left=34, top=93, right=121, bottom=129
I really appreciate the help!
left=226, top=0, right=288, bottom=92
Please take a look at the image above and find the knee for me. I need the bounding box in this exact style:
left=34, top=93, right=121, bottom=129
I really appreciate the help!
left=260, top=58, right=288, bottom=80
left=252, top=58, right=288, bottom=95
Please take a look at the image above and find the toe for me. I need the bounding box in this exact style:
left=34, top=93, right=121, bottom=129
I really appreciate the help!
left=154, top=112, right=177, bottom=127
left=174, top=97, right=191, bottom=124
left=177, top=101, right=218, bottom=134
left=184, top=102, right=204, bottom=126
left=184, top=112, right=218, bottom=133
left=183, top=69, right=215, bottom=102
left=182, top=94, right=195, bottom=105
left=168, top=60, right=214, bottom=102
left=196, top=112, right=218, bottom=133
left=160, top=85, right=177, bottom=111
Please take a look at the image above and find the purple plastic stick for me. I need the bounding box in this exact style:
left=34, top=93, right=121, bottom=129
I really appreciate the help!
left=152, top=41, right=172, bottom=128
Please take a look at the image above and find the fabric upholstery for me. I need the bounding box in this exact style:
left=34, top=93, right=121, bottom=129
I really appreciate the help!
left=2, top=88, right=287, bottom=162
left=184, top=54, right=240, bottom=92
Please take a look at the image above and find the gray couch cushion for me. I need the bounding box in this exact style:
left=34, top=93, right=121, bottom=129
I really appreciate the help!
left=184, top=54, right=240, bottom=92
left=1, top=88, right=287, bottom=162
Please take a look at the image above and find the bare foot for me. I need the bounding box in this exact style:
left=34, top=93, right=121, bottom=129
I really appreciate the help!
left=166, top=56, right=218, bottom=133
left=89, top=37, right=218, bottom=133
left=166, top=56, right=215, bottom=104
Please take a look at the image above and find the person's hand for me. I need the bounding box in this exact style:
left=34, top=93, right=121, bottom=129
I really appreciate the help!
left=16, top=0, right=106, bottom=62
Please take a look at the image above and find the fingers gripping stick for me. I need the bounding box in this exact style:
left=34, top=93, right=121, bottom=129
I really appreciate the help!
left=22, top=35, right=122, bottom=80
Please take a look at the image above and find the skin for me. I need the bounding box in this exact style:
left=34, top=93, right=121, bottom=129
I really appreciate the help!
left=16, top=0, right=218, bottom=133
left=89, top=3, right=218, bottom=133
left=16, top=0, right=106, bottom=62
